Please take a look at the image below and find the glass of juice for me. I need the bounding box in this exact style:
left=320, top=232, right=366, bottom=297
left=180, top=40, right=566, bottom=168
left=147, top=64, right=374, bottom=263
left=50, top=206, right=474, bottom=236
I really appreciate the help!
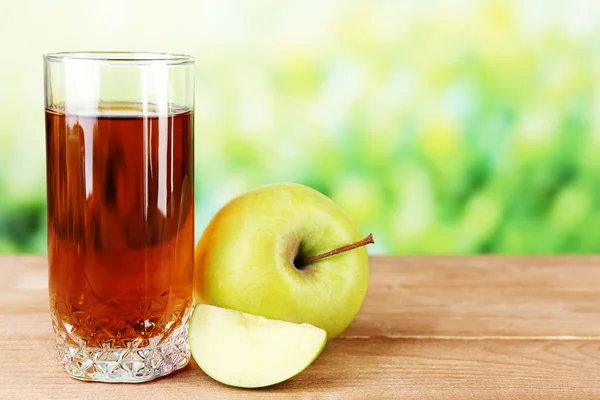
left=43, top=52, right=194, bottom=382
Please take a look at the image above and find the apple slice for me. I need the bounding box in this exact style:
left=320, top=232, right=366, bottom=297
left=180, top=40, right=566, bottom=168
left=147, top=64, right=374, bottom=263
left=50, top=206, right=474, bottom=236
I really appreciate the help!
left=189, top=304, right=327, bottom=388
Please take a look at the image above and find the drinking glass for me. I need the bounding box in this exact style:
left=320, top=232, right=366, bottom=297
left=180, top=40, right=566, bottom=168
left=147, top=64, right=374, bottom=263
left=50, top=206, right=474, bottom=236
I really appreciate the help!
left=44, top=52, right=194, bottom=382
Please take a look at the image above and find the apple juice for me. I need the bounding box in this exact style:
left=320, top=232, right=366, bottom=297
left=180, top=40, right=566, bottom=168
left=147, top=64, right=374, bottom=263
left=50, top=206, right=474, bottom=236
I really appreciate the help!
left=46, top=102, right=194, bottom=352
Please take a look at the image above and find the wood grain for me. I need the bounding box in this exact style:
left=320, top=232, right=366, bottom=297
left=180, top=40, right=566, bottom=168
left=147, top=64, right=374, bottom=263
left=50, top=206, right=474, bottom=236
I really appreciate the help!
left=346, top=256, right=600, bottom=338
left=1, top=255, right=599, bottom=399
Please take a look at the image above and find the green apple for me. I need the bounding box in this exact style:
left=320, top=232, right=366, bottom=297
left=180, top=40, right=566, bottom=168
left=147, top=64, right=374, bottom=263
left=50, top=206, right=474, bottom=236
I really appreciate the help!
left=195, top=182, right=371, bottom=339
left=189, top=304, right=327, bottom=388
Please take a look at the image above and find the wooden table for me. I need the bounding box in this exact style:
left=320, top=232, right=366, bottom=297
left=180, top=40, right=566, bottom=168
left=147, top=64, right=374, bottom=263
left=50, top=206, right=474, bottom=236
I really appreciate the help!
left=1, top=255, right=599, bottom=399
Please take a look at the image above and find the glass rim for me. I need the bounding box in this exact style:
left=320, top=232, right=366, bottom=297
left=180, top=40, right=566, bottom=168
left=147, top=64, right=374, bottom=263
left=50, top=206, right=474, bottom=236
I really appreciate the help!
left=43, top=51, right=194, bottom=65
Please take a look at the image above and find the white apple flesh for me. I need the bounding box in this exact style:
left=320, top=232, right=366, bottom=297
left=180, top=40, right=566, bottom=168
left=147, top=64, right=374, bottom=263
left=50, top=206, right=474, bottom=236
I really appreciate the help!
left=189, top=304, right=327, bottom=388
left=194, top=183, right=371, bottom=339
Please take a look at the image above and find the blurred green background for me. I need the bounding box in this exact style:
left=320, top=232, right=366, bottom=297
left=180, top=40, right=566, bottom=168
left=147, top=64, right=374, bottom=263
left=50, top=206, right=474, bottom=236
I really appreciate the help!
left=1, top=0, right=598, bottom=254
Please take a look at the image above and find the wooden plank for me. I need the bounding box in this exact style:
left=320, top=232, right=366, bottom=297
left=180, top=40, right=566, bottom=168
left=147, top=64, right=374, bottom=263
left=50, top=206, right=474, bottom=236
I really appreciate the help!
left=6, top=256, right=600, bottom=339
left=0, top=336, right=597, bottom=400
left=343, top=255, right=600, bottom=338
left=370, top=255, right=600, bottom=288
left=346, top=287, right=600, bottom=338
left=9, top=255, right=600, bottom=290
left=2, top=255, right=600, bottom=398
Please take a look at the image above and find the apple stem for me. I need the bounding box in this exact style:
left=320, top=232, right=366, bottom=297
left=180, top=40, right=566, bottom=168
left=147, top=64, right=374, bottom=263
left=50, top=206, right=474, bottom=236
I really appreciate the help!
left=299, top=234, right=374, bottom=266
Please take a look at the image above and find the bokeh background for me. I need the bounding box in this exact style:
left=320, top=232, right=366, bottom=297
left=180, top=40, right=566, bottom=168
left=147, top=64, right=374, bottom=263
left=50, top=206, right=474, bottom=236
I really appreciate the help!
left=1, top=0, right=598, bottom=254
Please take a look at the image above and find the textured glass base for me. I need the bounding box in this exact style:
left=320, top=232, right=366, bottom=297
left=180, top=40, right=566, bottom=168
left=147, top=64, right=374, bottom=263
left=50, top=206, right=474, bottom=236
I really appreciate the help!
left=52, top=311, right=191, bottom=383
